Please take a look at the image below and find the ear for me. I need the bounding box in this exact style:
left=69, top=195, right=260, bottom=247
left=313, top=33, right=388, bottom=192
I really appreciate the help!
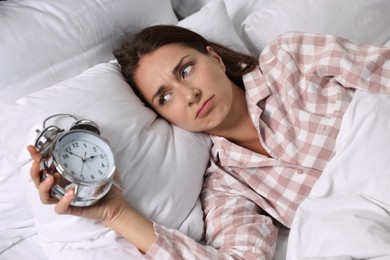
left=206, top=46, right=226, bottom=72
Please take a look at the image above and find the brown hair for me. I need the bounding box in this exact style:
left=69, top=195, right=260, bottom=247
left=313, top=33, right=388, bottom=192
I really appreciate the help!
left=113, top=25, right=258, bottom=105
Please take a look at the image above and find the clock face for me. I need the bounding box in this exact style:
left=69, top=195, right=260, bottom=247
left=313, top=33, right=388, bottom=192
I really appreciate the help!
left=53, top=131, right=115, bottom=183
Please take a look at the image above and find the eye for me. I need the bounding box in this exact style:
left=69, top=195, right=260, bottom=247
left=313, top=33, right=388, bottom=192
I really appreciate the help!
left=181, top=63, right=193, bottom=79
left=158, top=92, right=173, bottom=105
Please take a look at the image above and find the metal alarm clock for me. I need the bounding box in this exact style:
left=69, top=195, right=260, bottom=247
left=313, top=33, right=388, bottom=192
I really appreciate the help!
left=34, top=114, right=119, bottom=207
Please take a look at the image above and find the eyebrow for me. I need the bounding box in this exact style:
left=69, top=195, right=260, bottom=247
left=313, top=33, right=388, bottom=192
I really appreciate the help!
left=151, top=55, right=190, bottom=103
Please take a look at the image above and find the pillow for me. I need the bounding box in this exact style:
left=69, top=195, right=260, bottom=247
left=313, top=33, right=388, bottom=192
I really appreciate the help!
left=0, top=61, right=211, bottom=258
left=170, top=0, right=271, bottom=19
left=177, top=0, right=249, bottom=55
left=0, top=0, right=178, bottom=254
left=172, top=0, right=272, bottom=41
left=222, top=0, right=272, bottom=39
left=170, top=0, right=210, bottom=18
left=0, top=0, right=178, bottom=104
left=242, top=0, right=390, bottom=57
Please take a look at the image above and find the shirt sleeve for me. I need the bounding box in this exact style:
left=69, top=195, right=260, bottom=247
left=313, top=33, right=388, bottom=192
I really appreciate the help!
left=260, top=32, right=390, bottom=96
left=144, top=161, right=279, bottom=260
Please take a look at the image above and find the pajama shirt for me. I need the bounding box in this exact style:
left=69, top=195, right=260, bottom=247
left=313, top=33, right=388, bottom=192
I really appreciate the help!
left=145, top=32, right=390, bottom=259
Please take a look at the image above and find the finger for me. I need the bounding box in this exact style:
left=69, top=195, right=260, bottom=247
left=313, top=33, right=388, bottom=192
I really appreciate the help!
left=55, top=189, right=75, bottom=215
left=27, top=145, right=42, bottom=162
left=30, top=160, right=41, bottom=188
left=38, top=175, right=57, bottom=204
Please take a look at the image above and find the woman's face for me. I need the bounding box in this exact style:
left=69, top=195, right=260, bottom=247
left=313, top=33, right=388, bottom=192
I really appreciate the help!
left=134, top=43, right=234, bottom=133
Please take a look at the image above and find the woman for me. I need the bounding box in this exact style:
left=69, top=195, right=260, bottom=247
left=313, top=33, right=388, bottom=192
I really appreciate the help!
left=28, top=25, right=390, bottom=259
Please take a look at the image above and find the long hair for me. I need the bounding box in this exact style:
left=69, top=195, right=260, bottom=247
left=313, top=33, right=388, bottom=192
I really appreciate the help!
left=113, top=25, right=258, bottom=105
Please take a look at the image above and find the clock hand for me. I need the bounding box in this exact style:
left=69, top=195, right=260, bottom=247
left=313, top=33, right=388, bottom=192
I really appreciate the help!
left=80, top=160, right=85, bottom=179
left=66, top=150, right=84, bottom=160
left=85, top=155, right=98, bottom=161
left=84, top=161, right=91, bottom=169
left=78, top=151, right=87, bottom=177
left=83, top=155, right=98, bottom=169
left=80, top=153, right=98, bottom=171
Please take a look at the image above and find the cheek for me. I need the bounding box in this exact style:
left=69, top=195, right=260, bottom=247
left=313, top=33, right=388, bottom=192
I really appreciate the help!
left=202, top=63, right=230, bottom=91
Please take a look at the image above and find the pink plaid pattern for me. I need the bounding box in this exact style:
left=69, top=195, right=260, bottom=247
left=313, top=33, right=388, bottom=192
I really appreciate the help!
left=145, top=32, right=390, bottom=259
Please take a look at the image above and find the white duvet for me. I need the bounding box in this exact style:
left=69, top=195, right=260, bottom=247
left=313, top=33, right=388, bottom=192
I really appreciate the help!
left=287, top=90, right=390, bottom=260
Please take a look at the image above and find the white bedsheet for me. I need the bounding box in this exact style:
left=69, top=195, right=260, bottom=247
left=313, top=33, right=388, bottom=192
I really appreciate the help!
left=287, top=90, right=390, bottom=259
left=0, top=234, right=48, bottom=260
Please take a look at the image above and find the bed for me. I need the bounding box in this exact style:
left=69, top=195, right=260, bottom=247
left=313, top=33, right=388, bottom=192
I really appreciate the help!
left=1, top=0, right=390, bottom=259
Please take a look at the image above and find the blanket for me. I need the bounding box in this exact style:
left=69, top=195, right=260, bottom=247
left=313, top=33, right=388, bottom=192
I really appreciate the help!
left=287, top=90, right=390, bottom=259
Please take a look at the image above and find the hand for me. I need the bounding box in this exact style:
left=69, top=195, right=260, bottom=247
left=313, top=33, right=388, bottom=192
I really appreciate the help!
left=27, top=145, right=156, bottom=252
left=27, top=145, right=131, bottom=226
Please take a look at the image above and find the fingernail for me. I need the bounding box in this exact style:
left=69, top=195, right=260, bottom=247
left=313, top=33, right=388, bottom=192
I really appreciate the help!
left=65, top=190, right=74, bottom=198
left=44, top=175, right=51, bottom=182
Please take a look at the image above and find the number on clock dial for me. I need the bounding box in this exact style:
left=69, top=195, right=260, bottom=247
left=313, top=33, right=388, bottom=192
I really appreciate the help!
left=57, top=138, right=110, bottom=182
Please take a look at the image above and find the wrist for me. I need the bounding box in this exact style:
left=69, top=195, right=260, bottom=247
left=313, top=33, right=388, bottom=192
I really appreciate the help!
left=105, top=201, right=157, bottom=253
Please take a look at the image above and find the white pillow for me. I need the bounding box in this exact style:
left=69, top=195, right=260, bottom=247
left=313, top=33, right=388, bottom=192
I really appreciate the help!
left=0, top=0, right=178, bottom=104
left=223, top=0, right=272, bottom=39
left=177, top=0, right=249, bottom=54
left=170, top=0, right=210, bottom=18
left=172, top=0, right=272, bottom=40
left=0, top=61, right=211, bottom=257
left=0, top=58, right=210, bottom=228
left=242, top=0, right=390, bottom=57
left=0, top=0, right=178, bottom=254
left=170, top=0, right=271, bottom=19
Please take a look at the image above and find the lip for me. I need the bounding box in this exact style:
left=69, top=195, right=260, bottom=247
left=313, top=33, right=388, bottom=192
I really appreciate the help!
left=196, top=95, right=214, bottom=119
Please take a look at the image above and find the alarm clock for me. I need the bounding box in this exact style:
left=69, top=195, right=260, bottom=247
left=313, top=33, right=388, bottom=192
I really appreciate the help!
left=34, top=114, right=118, bottom=207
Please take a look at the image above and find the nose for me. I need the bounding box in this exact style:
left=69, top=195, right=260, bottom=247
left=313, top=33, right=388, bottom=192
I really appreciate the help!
left=184, top=87, right=201, bottom=107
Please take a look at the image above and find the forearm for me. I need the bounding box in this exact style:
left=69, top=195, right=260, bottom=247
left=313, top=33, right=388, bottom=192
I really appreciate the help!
left=106, top=201, right=277, bottom=259
left=143, top=208, right=278, bottom=260
left=105, top=204, right=157, bottom=254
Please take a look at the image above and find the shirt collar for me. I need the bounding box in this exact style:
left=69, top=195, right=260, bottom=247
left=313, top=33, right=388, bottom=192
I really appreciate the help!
left=243, top=68, right=272, bottom=133
left=210, top=69, right=273, bottom=168
left=210, top=135, right=280, bottom=168
left=242, top=67, right=271, bottom=107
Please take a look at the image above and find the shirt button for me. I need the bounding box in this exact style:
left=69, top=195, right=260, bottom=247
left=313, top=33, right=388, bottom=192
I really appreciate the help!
left=297, top=169, right=304, bottom=174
